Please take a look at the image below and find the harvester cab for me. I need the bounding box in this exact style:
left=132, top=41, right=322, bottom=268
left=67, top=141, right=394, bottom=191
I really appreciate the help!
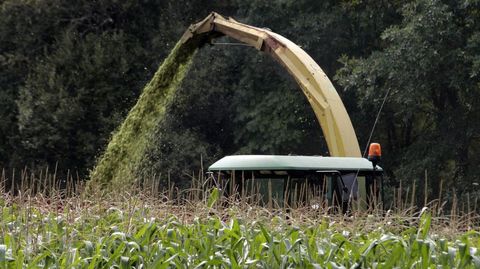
left=208, top=145, right=383, bottom=212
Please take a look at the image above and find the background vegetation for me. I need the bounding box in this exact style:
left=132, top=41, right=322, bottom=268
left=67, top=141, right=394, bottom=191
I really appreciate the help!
left=1, top=0, right=479, bottom=205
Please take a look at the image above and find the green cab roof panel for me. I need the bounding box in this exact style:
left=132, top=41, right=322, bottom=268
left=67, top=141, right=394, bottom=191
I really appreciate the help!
left=208, top=155, right=382, bottom=172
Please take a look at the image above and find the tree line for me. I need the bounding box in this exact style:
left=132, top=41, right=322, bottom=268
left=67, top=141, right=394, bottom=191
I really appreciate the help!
left=1, top=0, right=479, bottom=203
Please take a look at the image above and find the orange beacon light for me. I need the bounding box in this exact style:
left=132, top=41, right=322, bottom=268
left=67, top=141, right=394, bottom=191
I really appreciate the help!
left=368, top=143, right=381, bottom=165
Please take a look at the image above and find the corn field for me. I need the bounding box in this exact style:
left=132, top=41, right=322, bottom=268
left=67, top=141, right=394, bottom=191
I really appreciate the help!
left=1, top=183, right=480, bottom=269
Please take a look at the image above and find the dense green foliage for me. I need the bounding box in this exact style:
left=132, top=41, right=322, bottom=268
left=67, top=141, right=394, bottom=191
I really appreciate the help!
left=1, top=0, right=479, bottom=202
left=335, top=0, right=480, bottom=197
left=0, top=0, right=226, bottom=174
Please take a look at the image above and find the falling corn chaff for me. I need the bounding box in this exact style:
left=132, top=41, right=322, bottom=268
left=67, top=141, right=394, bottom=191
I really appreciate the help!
left=90, top=39, right=199, bottom=189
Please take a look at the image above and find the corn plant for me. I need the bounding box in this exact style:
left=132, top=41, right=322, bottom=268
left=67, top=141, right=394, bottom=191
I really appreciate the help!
left=2, top=189, right=480, bottom=268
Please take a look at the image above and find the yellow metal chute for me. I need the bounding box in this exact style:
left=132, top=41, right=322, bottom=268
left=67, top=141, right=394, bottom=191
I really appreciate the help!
left=181, top=13, right=361, bottom=157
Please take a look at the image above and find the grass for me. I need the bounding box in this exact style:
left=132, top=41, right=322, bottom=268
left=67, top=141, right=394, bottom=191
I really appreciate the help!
left=1, top=170, right=480, bottom=268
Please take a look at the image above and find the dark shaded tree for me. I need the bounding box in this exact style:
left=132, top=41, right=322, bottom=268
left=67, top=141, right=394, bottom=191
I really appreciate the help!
left=336, top=0, right=480, bottom=201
